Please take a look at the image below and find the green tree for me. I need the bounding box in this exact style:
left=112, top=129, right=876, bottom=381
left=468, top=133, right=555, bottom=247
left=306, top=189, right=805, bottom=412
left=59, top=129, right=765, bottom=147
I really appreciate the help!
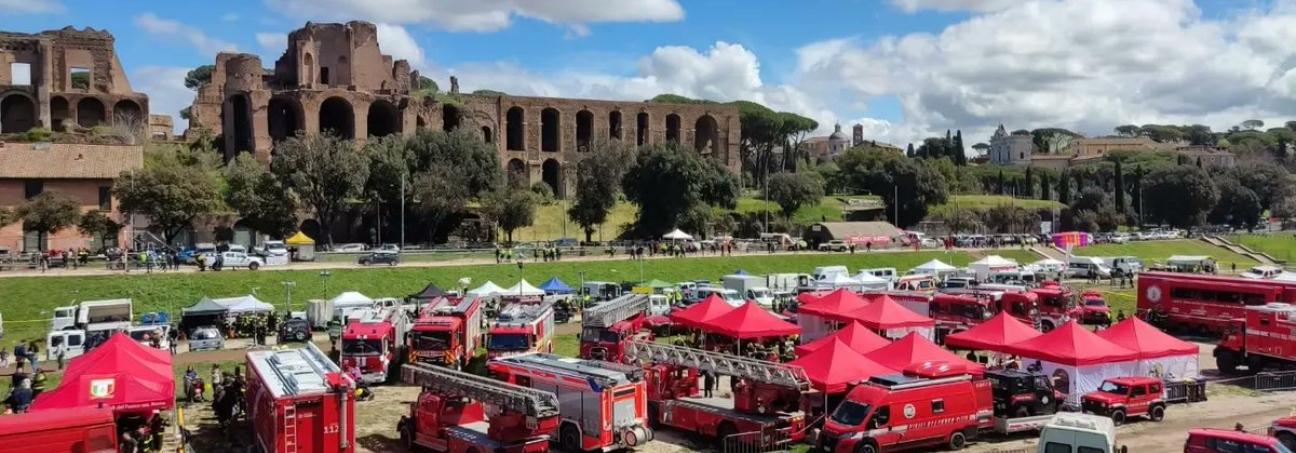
left=1057, top=170, right=1072, bottom=204
left=1113, top=159, right=1125, bottom=210
left=1210, top=176, right=1263, bottom=229
left=1242, top=119, right=1265, bottom=131
left=18, top=192, right=82, bottom=249
left=1039, top=172, right=1051, bottom=200
left=115, top=164, right=223, bottom=245
left=1031, top=128, right=1080, bottom=154
left=413, top=165, right=471, bottom=244
left=184, top=65, right=215, bottom=90
left=906, top=143, right=915, bottom=158
left=271, top=133, right=370, bottom=246
left=1143, top=165, right=1218, bottom=228
left=482, top=189, right=536, bottom=243
left=837, top=148, right=947, bottom=228
left=1131, top=165, right=1144, bottom=224
left=1022, top=166, right=1034, bottom=198
left=471, top=89, right=506, bottom=96
left=568, top=140, right=633, bottom=242
left=225, top=154, right=298, bottom=238
left=767, top=172, right=825, bottom=220
left=1229, top=163, right=1289, bottom=211
left=778, top=112, right=818, bottom=171
left=1115, top=125, right=1140, bottom=137
left=953, top=130, right=967, bottom=166
left=77, top=210, right=121, bottom=248
left=622, top=144, right=739, bottom=237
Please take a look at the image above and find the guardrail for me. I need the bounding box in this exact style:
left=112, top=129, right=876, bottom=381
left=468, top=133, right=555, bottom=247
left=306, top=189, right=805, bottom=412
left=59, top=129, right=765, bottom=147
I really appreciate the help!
left=721, top=428, right=795, bottom=453
left=1212, top=371, right=1296, bottom=392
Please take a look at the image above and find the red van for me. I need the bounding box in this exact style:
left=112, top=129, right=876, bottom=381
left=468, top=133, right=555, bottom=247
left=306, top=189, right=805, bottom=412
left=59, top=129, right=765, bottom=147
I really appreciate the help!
left=818, top=362, right=993, bottom=453
left=0, top=406, right=117, bottom=453
left=1185, top=428, right=1291, bottom=453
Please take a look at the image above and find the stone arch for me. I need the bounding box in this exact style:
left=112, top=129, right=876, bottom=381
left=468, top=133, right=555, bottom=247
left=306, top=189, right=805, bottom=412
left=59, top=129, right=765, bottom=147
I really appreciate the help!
left=542, top=158, right=562, bottom=198
left=665, top=113, right=681, bottom=143
left=77, top=97, right=106, bottom=128
left=482, top=126, right=493, bottom=143
left=442, top=104, right=461, bottom=132
left=49, top=96, right=69, bottom=132
left=416, top=116, right=427, bottom=130
left=576, top=109, right=593, bottom=151
left=694, top=114, right=719, bottom=154
left=541, top=108, right=560, bottom=152
left=224, top=94, right=253, bottom=155
left=113, top=99, right=143, bottom=125
left=506, top=107, right=525, bottom=151
left=0, top=93, right=36, bottom=134
left=507, top=158, right=528, bottom=188
left=637, top=112, right=650, bottom=146
left=319, top=96, right=354, bottom=139
left=367, top=99, right=400, bottom=138
left=268, top=96, right=304, bottom=143
left=609, top=111, right=623, bottom=140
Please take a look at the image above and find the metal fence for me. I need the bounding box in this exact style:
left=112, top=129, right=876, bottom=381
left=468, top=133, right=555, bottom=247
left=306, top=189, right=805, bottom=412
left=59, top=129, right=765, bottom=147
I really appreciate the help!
left=721, top=428, right=795, bottom=453
left=1213, top=370, right=1296, bottom=392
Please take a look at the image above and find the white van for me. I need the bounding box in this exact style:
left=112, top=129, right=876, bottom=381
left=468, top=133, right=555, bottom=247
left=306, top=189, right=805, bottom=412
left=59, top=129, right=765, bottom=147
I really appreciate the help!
left=1102, top=256, right=1143, bottom=275
left=812, top=265, right=850, bottom=282
left=1066, top=256, right=1112, bottom=278
left=46, top=330, right=86, bottom=361
left=696, top=287, right=744, bottom=307
left=860, top=267, right=898, bottom=283
left=1037, top=413, right=1116, bottom=453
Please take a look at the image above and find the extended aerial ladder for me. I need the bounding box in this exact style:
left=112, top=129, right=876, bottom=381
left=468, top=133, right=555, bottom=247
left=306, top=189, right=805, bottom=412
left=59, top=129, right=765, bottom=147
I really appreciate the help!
left=624, top=340, right=810, bottom=392
left=583, top=294, right=651, bottom=328
left=398, top=363, right=562, bottom=452
left=401, top=363, right=559, bottom=418
left=580, top=294, right=653, bottom=361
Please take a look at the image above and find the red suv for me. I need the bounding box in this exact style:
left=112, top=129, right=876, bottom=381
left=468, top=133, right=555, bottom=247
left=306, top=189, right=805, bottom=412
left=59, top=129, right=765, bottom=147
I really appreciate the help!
left=1081, top=376, right=1165, bottom=425
left=1185, top=428, right=1292, bottom=452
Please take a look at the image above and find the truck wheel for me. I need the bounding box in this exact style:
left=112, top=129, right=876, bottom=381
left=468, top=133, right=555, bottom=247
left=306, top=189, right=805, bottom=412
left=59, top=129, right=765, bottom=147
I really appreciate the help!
left=1149, top=405, right=1165, bottom=422
left=948, top=431, right=967, bottom=450
left=295, top=331, right=308, bottom=342
left=1278, top=432, right=1296, bottom=449
left=1015, top=406, right=1031, bottom=418
left=1216, top=349, right=1238, bottom=374
left=854, top=441, right=878, bottom=453
left=1040, top=320, right=1055, bottom=332
left=399, top=421, right=414, bottom=449
left=1110, top=409, right=1127, bottom=426
left=249, top=262, right=260, bottom=271
left=560, top=423, right=582, bottom=452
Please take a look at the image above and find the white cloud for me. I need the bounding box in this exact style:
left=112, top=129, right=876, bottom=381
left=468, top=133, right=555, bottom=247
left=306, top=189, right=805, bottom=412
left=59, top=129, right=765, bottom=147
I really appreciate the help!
left=131, top=66, right=192, bottom=135
left=0, top=0, right=63, bottom=14
left=264, top=0, right=683, bottom=34
left=222, top=13, right=239, bottom=22
left=255, top=32, right=285, bottom=56
left=375, top=23, right=426, bottom=68
left=133, top=13, right=238, bottom=55
left=889, top=0, right=1019, bottom=13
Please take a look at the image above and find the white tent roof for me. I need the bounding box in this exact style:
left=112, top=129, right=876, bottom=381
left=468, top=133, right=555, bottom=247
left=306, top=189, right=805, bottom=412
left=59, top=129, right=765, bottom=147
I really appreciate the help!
left=468, top=281, right=508, bottom=296
left=329, top=291, right=374, bottom=307
left=825, top=274, right=862, bottom=285
left=970, top=255, right=1019, bottom=267
left=503, top=279, right=546, bottom=297
left=913, top=259, right=957, bottom=272
left=213, top=295, right=274, bottom=314
left=851, top=272, right=890, bottom=290
left=662, top=228, right=694, bottom=240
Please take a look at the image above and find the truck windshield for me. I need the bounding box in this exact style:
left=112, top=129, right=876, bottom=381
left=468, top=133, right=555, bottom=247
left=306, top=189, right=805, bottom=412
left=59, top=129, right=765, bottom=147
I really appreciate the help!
left=1085, top=299, right=1106, bottom=307
left=412, top=331, right=452, bottom=350
left=1097, top=381, right=1130, bottom=394
left=343, top=339, right=384, bottom=355
left=488, top=334, right=530, bottom=350
left=829, top=401, right=871, bottom=426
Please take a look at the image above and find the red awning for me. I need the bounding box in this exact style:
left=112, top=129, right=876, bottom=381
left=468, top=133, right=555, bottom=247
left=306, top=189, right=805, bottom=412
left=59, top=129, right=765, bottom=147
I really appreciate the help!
left=1007, top=321, right=1139, bottom=366
left=669, top=294, right=736, bottom=329
left=32, top=333, right=174, bottom=415
left=799, top=289, right=871, bottom=319
left=944, top=312, right=1042, bottom=351
left=848, top=295, right=935, bottom=330
left=696, top=302, right=801, bottom=339
left=1096, top=317, right=1198, bottom=359
left=795, top=321, right=891, bottom=356
left=865, top=332, right=985, bottom=376
left=789, top=338, right=897, bottom=394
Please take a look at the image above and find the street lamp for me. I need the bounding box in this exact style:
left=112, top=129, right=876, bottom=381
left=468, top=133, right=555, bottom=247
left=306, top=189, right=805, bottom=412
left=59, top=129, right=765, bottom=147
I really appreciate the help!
left=319, top=270, right=332, bottom=296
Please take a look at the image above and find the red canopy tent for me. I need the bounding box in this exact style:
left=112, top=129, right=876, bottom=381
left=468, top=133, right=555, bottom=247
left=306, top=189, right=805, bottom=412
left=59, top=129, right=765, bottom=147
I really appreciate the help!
left=670, top=294, right=736, bottom=329
left=1007, top=321, right=1138, bottom=366
left=789, top=338, right=897, bottom=393
left=796, top=292, right=823, bottom=306
left=31, top=333, right=174, bottom=415
left=847, top=295, right=935, bottom=339
left=795, top=321, right=891, bottom=356
left=944, top=312, right=1041, bottom=351
left=695, top=302, right=801, bottom=339
left=799, top=289, right=870, bottom=319
left=865, top=332, right=985, bottom=376
left=1097, top=317, right=1200, bottom=378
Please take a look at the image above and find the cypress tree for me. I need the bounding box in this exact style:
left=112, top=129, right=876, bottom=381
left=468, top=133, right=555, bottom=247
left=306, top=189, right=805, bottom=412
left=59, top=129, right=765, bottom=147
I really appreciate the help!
left=1058, top=170, right=1071, bottom=204
left=906, top=143, right=915, bottom=158
left=1131, top=165, right=1144, bottom=225
left=1023, top=166, right=1034, bottom=198
left=997, top=170, right=1005, bottom=195
left=954, top=130, right=967, bottom=166
left=945, top=130, right=954, bottom=160
left=1040, top=172, right=1051, bottom=200
left=1114, top=159, right=1125, bottom=210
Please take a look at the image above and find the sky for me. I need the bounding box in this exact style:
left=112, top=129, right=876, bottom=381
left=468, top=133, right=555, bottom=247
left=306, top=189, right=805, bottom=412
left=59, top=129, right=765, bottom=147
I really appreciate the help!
left=4, top=0, right=1296, bottom=146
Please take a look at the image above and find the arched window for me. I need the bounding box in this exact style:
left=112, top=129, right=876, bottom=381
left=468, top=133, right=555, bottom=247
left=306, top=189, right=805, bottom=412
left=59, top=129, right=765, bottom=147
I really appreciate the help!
left=506, top=107, right=525, bottom=151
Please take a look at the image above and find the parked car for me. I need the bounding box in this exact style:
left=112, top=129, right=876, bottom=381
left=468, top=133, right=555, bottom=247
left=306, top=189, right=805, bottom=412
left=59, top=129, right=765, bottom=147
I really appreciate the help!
left=258, top=240, right=289, bottom=257
left=377, top=244, right=401, bottom=253
left=359, top=251, right=400, bottom=266
left=333, top=243, right=367, bottom=252
left=279, top=318, right=312, bottom=342
left=188, top=326, right=225, bottom=352
left=1185, top=428, right=1291, bottom=453
left=818, top=240, right=848, bottom=252
left=1081, top=377, right=1165, bottom=425
left=214, top=251, right=263, bottom=270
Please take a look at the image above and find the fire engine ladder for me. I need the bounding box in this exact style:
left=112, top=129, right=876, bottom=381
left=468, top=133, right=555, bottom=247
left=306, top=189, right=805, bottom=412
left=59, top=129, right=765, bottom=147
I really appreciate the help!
left=583, top=294, right=650, bottom=328
left=283, top=403, right=298, bottom=453
left=623, top=341, right=811, bottom=391
left=401, top=363, right=560, bottom=418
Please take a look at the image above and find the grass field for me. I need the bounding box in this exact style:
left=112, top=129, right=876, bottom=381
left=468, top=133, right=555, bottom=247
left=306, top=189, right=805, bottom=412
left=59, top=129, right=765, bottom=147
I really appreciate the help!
left=0, top=251, right=978, bottom=349
left=929, top=195, right=1064, bottom=217
left=514, top=200, right=638, bottom=242
left=1071, top=239, right=1258, bottom=268
left=1230, top=233, right=1296, bottom=264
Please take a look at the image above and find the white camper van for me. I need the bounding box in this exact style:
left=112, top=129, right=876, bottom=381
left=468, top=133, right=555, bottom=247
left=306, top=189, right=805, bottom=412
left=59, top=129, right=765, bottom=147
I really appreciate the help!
left=1037, top=413, right=1117, bottom=453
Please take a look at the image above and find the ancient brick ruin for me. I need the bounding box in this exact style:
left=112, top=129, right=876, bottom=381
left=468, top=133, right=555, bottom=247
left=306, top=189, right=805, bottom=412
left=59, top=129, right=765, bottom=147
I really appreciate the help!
left=187, top=21, right=740, bottom=198
left=0, top=27, right=149, bottom=135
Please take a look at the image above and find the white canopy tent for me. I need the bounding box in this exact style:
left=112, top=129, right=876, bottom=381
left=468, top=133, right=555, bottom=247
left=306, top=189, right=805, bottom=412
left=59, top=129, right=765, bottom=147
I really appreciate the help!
left=503, top=279, right=546, bottom=297
left=662, top=229, right=694, bottom=241
left=819, top=274, right=864, bottom=292
left=851, top=272, right=891, bottom=291
left=468, top=281, right=508, bottom=297
left=213, top=295, right=275, bottom=314
left=969, top=255, right=1019, bottom=280
left=328, top=291, right=376, bottom=320
left=911, top=259, right=957, bottom=277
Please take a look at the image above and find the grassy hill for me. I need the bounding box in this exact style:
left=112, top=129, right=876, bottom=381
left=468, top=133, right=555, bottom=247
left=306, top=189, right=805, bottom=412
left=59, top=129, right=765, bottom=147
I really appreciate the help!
left=1230, top=233, right=1296, bottom=264
left=929, top=195, right=1064, bottom=217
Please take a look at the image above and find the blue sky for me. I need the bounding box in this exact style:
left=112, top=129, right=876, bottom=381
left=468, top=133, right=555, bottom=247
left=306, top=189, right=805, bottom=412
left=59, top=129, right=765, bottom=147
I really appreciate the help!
left=4, top=0, right=1295, bottom=145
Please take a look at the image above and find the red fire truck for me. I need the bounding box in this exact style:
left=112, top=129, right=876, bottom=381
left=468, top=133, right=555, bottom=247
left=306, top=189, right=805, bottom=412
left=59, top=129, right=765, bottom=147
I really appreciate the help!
left=1139, top=272, right=1296, bottom=335
left=623, top=340, right=813, bottom=449
left=487, top=303, right=555, bottom=359
left=0, top=406, right=117, bottom=451
left=1214, top=302, right=1296, bottom=373
left=247, top=342, right=356, bottom=453
left=1026, top=282, right=1077, bottom=332
left=580, top=294, right=652, bottom=362
left=397, top=363, right=561, bottom=453
left=932, top=288, right=1038, bottom=330
left=341, top=305, right=413, bottom=384
left=408, top=296, right=483, bottom=370
left=1069, top=290, right=1112, bottom=326
left=488, top=353, right=653, bottom=452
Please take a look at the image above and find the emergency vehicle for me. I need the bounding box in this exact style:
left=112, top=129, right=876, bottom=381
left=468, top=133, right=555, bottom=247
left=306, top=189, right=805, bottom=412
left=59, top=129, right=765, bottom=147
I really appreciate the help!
left=1069, top=290, right=1112, bottom=326
left=1026, top=282, right=1077, bottom=332
left=487, top=303, right=555, bottom=359
left=818, top=363, right=993, bottom=453
left=246, top=342, right=356, bottom=453
left=1214, top=303, right=1296, bottom=373
left=1139, top=272, right=1296, bottom=335
left=930, top=288, right=1038, bottom=332
left=1080, top=377, right=1165, bottom=425
left=623, top=340, right=813, bottom=449
left=0, top=406, right=117, bottom=451
left=408, top=296, right=484, bottom=370
left=488, top=353, right=653, bottom=452
left=1268, top=415, right=1296, bottom=449
left=579, top=294, right=653, bottom=362
left=340, top=305, right=412, bottom=384
left=397, top=363, right=561, bottom=453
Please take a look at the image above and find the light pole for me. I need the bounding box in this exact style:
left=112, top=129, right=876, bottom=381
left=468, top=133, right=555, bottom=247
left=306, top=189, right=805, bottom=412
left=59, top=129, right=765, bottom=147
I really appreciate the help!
left=281, top=281, right=296, bottom=313
left=319, top=270, right=332, bottom=296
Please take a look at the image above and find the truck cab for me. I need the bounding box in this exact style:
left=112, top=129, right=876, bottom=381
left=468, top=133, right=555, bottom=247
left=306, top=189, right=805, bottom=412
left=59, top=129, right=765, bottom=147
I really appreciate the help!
left=582, top=282, right=622, bottom=302
left=1069, top=290, right=1112, bottom=326
left=985, top=370, right=1060, bottom=418
left=45, top=330, right=85, bottom=361
left=1029, top=283, right=1076, bottom=332
left=51, top=306, right=77, bottom=331
left=819, top=364, right=992, bottom=453
left=1080, top=377, right=1165, bottom=425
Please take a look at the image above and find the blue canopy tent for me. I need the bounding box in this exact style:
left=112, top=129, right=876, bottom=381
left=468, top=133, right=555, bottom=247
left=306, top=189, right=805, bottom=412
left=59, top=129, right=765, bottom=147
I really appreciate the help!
left=539, top=277, right=575, bottom=295
left=734, top=269, right=749, bottom=275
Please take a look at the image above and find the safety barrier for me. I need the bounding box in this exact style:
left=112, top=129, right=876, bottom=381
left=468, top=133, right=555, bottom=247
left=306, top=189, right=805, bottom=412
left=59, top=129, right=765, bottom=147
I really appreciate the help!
left=1212, top=370, right=1296, bottom=392
left=721, top=428, right=795, bottom=453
